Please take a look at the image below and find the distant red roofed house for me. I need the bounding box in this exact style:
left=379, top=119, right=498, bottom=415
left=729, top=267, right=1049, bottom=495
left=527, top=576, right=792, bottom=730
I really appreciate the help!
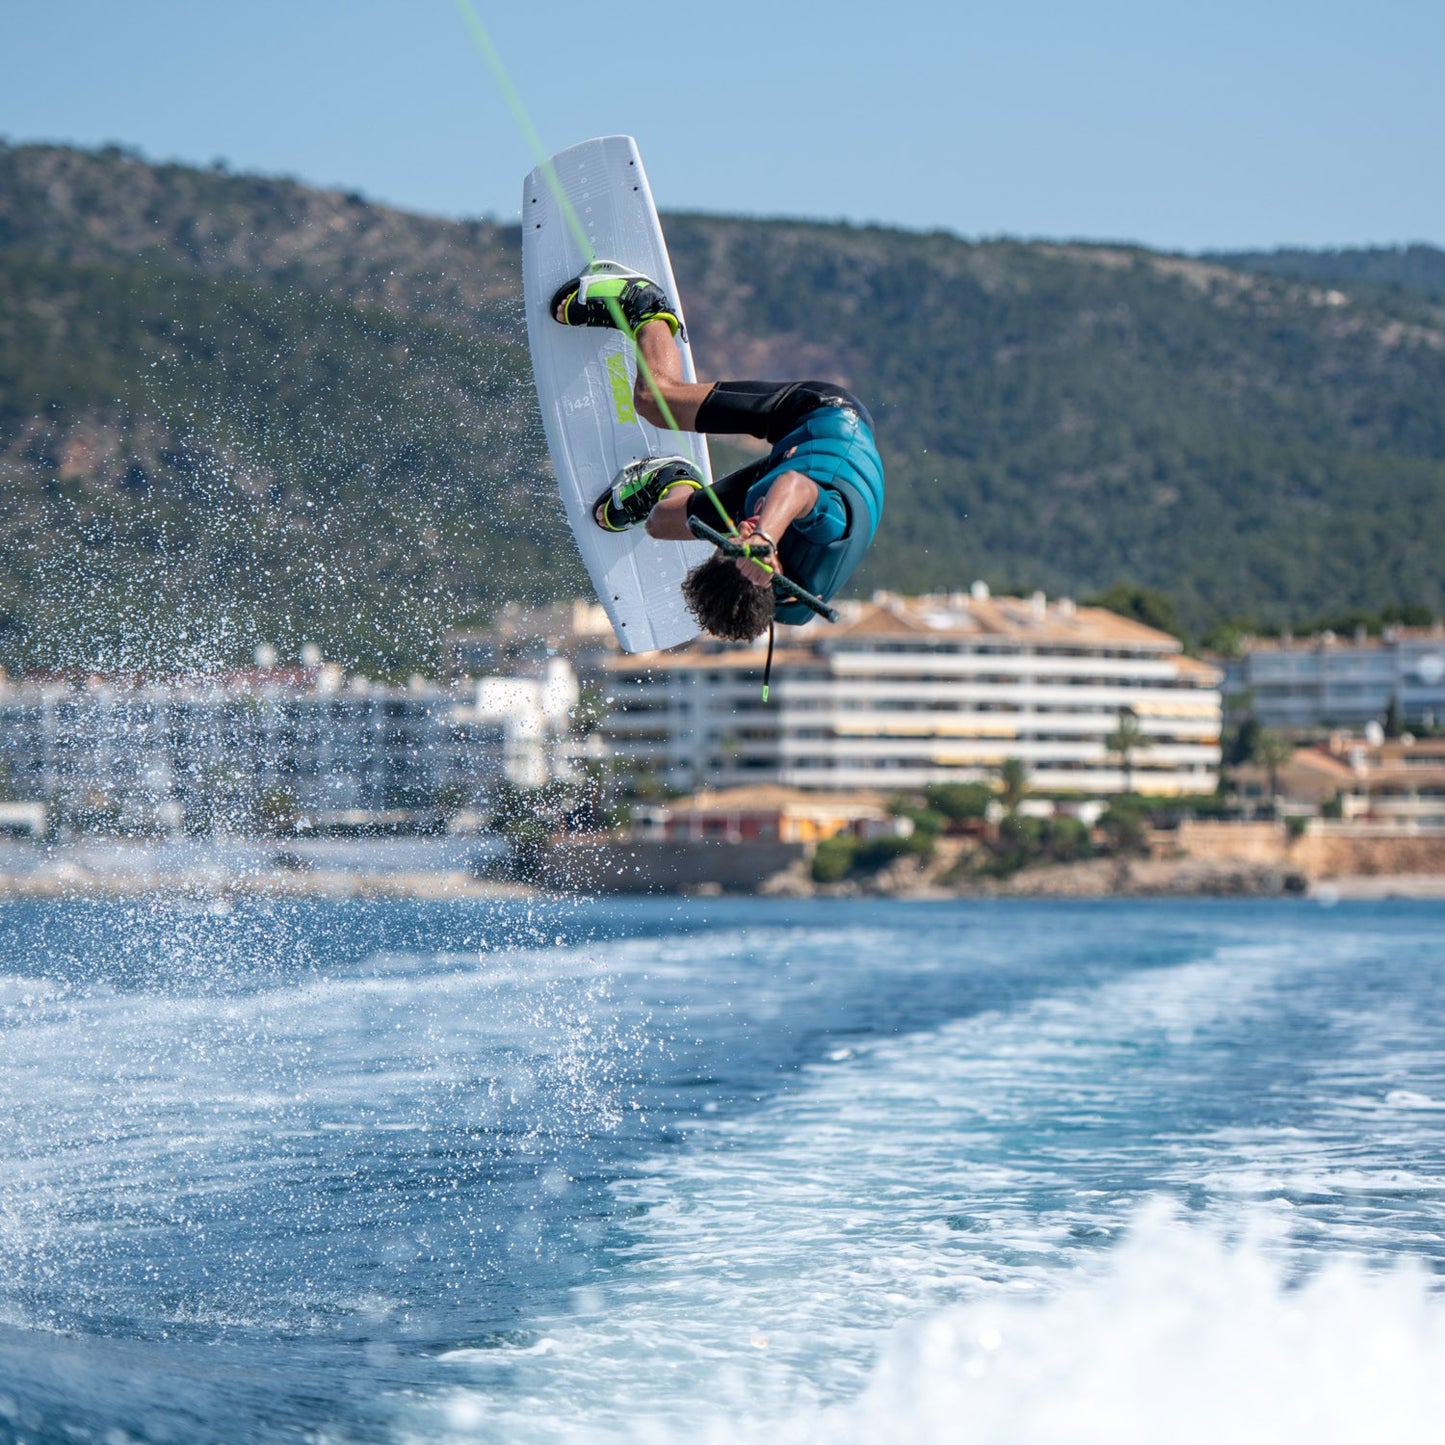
left=1230, top=746, right=1356, bottom=806
left=658, top=785, right=893, bottom=844
left=1332, top=737, right=1445, bottom=828
left=1232, top=736, right=1445, bottom=828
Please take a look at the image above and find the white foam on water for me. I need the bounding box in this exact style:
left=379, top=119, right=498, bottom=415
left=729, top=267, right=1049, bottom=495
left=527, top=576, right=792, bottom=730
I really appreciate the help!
left=422, top=1208, right=1445, bottom=1445
left=7, top=903, right=1441, bottom=1440
left=415, top=924, right=1445, bottom=1442
left=675, top=1206, right=1445, bottom=1445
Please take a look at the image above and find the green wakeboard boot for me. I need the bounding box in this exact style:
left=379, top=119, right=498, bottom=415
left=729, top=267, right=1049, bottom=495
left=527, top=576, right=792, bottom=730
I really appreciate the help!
left=593, top=456, right=703, bottom=532
left=552, top=260, right=683, bottom=338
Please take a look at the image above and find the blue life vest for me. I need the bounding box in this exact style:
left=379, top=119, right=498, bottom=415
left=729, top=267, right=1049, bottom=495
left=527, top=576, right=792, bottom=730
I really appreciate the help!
left=744, top=406, right=885, bottom=624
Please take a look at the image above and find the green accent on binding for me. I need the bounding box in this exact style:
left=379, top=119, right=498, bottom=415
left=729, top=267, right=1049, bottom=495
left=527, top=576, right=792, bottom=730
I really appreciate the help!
left=454, top=0, right=741, bottom=539
left=641, top=310, right=682, bottom=337
left=615, top=469, right=657, bottom=505
left=582, top=277, right=627, bottom=299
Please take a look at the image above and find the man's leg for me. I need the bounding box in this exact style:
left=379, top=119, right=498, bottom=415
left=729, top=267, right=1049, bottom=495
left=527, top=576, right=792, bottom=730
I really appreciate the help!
left=631, top=319, right=713, bottom=432
left=549, top=265, right=714, bottom=431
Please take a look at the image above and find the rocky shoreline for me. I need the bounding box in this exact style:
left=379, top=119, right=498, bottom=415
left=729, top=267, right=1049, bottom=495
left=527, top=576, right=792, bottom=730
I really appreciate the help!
left=761, top=853, right=1307, bottom=900
left=0, top=838, right=1439, bottom=903
left=762, top=852, right=1445, bottom=901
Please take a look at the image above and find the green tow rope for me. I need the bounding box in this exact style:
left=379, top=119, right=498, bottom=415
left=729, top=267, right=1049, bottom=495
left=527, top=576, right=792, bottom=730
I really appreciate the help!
left=455, top=2, right=826, bottom=701
left=453, top=0, right=739, bottom=539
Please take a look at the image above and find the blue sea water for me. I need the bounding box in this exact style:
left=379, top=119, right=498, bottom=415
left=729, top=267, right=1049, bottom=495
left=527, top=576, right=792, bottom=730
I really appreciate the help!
left=0, top=897, right=1442, bottom=1443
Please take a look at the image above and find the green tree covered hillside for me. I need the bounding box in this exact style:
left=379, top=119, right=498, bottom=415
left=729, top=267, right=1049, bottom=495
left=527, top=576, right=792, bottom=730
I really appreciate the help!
left=1, top=141, right=1441, bottom=671
left=662, top=217, right=1445, bottom=624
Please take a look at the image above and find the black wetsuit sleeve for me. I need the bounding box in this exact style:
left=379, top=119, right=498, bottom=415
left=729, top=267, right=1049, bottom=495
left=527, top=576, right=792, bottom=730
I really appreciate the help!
left=684, top=456, right=772, bottom=526
left=696, top=380, right=873, bottom=443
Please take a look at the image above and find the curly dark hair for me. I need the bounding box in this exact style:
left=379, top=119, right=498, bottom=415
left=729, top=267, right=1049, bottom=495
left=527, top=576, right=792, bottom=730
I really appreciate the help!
left=681, top=554, right=776, bottom=641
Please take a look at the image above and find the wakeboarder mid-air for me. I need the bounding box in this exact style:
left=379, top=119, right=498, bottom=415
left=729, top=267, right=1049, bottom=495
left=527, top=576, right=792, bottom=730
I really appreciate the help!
left=551, top=261, right=885, bottom=644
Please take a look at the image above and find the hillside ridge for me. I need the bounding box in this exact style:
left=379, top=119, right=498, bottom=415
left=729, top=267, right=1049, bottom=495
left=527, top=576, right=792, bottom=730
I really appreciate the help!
left=2, top=141, right=1442, bottom=671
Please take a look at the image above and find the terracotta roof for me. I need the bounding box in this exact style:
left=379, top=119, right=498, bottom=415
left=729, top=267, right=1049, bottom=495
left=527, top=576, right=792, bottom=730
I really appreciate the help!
left=831, top=602, right=929, bottom=635
left=669, top=784, right=890, bottom=815
left=1380, top=739, right=1445, bottom=758
left=603, top=592, right=1203, bottom=666
left=1290, top=750, right=1358, bottom=780
left=832, top=595, right=1182, bottom=648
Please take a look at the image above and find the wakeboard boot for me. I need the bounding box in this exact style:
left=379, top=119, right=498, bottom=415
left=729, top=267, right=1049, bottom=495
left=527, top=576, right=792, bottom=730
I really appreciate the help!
left=593, top=456, right=703, bottom=532
left=552, top=260, right=683, bottom=338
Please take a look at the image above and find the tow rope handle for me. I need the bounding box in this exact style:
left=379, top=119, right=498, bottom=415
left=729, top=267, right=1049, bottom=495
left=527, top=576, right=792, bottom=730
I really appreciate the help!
left=686, top=517, right=841, bottom=623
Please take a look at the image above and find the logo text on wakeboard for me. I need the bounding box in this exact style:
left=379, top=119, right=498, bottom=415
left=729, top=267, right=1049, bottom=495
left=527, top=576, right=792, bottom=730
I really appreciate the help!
left=605, top=352, right=636, bottom=423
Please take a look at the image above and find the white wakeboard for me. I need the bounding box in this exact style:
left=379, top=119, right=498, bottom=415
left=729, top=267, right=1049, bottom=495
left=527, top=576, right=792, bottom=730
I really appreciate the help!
left=522, top=136, right=712, bottom=654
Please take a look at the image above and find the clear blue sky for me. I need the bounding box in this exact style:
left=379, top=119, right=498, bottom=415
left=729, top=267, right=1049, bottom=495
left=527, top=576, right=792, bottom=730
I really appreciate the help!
left=2, top=0, right=1441, bottom=252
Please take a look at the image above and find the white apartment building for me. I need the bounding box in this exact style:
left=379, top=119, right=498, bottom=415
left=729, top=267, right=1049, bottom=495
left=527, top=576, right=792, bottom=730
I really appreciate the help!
left=1222, top=626, right=1445, bottom=730
left=0, top=658, right=579, bottom=835
left=599, top=588, right=1222, bottom=795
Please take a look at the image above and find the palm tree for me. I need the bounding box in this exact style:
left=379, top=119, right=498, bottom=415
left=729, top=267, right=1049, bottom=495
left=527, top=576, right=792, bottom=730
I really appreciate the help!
left=998, top=757, right=1028, bottom=814
left=1107, top=707, right=1151, bottom=796
left=1252, top=728, right=1294, bottom=804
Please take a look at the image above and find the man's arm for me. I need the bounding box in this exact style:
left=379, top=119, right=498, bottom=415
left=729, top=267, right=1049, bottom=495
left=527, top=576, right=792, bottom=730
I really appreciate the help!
left=645, top=483, right=707, bottom=541
left=736, top=471, right=817, bottom=585
left=746, top=471, right=818, bottom=540
left=648, top=465, right=816, bottom=533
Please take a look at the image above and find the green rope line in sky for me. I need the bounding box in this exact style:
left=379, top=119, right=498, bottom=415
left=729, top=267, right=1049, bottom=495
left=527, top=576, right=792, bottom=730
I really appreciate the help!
left=453, top=0, right=740, bottom=538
